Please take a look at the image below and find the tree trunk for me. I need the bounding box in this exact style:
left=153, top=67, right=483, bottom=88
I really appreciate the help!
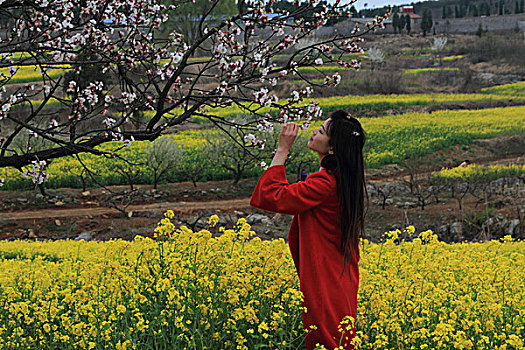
left=233, top=171, right=242, bottom=185
left=80, top=175, right=86, bottom=192
left=37, top=183, right=46, bottom=197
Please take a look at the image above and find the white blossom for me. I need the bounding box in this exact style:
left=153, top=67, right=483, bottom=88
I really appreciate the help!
left=22, top=160, right=49, bottom=185
left=103, top=118, right=117, bottom=128
left=300, top=122, right=310, bottom=131
left=257, top=120, right=274, bottom=133
left=171, top=52, right=183, bottom=64
left=66, top=81, right=77, bottom=93
left=244, top=133, right=256, bottom=143
left=121, top=92, right=137, bottom=104
left=333, top=73, right=341, bottom=85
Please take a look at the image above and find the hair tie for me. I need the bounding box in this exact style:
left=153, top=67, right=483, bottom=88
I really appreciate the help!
left=352, top=131, right=360, bottom=137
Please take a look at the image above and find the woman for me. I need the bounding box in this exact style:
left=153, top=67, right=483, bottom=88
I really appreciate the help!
left=250, top=110, right=368, bottom=349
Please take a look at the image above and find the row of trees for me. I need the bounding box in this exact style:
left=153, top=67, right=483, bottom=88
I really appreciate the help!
left=371, top=171, right=524, bottom=242
left=392, top=13, right=412, bottom=34
left=270, top=0, right=355, bottom=26
left=391, top=8, right=432, bottom=37
left=370, top=166, right=524, bottom=214
left=52, top=124, right=313, bottom=195
left=442, top=0, right=525, bottom=18
left=421, top=9, right=434, bottom=36
left=414, top=0, right=525, bottom=18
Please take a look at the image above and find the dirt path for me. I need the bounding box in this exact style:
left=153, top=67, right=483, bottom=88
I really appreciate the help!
left=1, top=146, right=522, bottom=236
left=1, top=198, right=251, bottom=221
left=2, top=153, right=522, bottom=222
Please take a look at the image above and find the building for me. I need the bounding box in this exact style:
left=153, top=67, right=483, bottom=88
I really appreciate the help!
left=400, top=6, right=422, bottom=27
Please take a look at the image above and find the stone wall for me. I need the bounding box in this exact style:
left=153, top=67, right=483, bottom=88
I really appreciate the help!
left=330, top=13, right=525, bottom=36
left=433, top=13, right=525, bottom=34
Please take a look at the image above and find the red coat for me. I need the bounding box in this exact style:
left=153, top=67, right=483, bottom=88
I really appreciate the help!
left=250, top=165, right=359, bottom=350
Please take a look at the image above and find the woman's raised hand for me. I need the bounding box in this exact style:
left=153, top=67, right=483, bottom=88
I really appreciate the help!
left=278, top=122, right=299, bottom=152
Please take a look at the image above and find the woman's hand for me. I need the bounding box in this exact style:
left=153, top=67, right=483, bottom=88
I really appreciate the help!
left=269, top=122, right=299, bottom=168
left=278, top=122, right=298, bottom=152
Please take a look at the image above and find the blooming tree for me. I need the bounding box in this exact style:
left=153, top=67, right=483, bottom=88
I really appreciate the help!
left=0, top=0, right=388, bottom=186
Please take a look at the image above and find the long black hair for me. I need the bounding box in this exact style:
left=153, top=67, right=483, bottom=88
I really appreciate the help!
left=320, top=110, right=368, bottom=272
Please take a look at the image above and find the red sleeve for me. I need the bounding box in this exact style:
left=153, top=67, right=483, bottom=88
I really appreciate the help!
left=250, top=165, right=335, bottom=215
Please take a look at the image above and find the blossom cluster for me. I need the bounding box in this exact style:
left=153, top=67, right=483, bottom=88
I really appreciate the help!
left=0, top=0, right=392, bottom=181
left=21, top=160, right=49, bottom=185
left=244, top=133, right=266, bottom=150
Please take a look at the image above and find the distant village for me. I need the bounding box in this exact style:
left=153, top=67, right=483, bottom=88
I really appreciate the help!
left=343, top=6, right=525, bottom=35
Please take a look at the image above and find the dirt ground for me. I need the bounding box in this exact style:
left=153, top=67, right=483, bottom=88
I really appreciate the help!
left=1, top=134, right=523, bottom=243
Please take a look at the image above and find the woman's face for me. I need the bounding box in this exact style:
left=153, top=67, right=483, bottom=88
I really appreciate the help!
left=308, top=118, right=332, bottom=156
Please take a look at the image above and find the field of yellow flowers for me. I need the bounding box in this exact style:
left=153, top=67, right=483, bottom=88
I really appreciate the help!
left=0, top=213, right=523, bottom=349
left=481, top=81, right=525, bottom=97
left=402, top=67, right=460, bottom=76
left=192, top=92, right=525, bottom=118
left=0, top=64, right=68, bottom=84
left=432, top=163, right=525, bottom=181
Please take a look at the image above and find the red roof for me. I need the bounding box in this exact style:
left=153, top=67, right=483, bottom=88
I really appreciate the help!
left=400, top=6, right=422, bottom=18
left=406, top=13, right=422, bottom=18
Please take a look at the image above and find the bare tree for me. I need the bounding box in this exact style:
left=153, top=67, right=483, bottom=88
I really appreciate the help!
left=145, top=137, right=183, bottom=189
left=427, top=178, right=449, bottom=204
left=178, top=145, right=207, bottom=188
left=101, top=189, right=140, bottom=218
left=407, top=173, right=434, bottom=211
left=449, top=179, right=471, bottom=211
left=367, top=47, right=385, bottom=71
left=399, top=159, right=433, bottom=210
left=376, top=183, right=397, bottom=210
left=0, top=0, right=388, bottom=190
left=431, top=36, right=447, bottom=65
left=59, top=160, right=90, bottom=192
left=203, top=126, right=266, bottom=185
left=508, top=178, right=524, bottom=239
left=469, top=177, right=494, bottom=208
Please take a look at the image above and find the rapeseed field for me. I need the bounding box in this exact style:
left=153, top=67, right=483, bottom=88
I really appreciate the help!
left=0, top=214, right=523, bottom=349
